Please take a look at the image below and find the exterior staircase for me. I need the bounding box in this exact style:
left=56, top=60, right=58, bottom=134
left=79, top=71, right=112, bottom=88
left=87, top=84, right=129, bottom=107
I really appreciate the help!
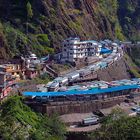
left=45, top=65, right=58, bottom=78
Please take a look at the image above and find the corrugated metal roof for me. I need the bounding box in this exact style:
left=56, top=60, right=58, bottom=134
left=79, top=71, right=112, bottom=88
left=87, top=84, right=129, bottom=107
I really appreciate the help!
left=23, top=84, right=140, bottom=97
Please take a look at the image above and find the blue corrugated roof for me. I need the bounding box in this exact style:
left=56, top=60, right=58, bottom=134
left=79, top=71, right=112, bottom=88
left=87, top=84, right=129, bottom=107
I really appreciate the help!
left=101, top=48, right=112, bottom=54
left=23, top=84, right=140, bottom=97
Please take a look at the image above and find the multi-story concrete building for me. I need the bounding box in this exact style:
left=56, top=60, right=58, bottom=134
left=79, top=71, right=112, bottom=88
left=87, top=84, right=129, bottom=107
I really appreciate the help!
left=61, top=37, right=102, bottom=63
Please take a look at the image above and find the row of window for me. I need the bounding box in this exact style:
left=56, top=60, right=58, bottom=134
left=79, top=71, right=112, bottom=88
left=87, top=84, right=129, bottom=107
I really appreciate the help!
left=63, top=43, right=97, bottom=47
left=63, top=49, right=96, bottom=52
left=69, top=52, right=95, bottom=55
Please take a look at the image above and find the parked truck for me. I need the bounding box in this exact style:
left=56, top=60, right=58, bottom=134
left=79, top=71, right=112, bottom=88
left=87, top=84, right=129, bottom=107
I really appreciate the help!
left=68, top=72, right=80, bottom=82
left=81, top=116, right=99, bottom=126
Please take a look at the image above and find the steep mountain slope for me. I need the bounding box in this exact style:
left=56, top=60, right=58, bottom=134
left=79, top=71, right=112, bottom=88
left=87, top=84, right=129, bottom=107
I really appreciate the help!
left=0, top=0, right=139, bottom=58
left=0, top=96, right=66, bottom=140
left=118, top=0, right=140, bottom=41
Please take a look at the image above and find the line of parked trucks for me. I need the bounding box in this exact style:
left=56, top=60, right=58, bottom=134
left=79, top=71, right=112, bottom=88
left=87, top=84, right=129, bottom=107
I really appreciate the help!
left=44, top=43, right=122, bottom=91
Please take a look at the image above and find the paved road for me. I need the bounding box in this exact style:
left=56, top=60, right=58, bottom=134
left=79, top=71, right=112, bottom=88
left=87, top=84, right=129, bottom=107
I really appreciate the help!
left=60, top=96, right=140, bottom=132
left=68, top=124, right=100, bottom=132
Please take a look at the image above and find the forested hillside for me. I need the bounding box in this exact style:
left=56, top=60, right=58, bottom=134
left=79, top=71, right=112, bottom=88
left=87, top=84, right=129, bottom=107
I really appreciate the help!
left=0, top=0, right=139, bottom=59
left=118, top=0, right=140, bottom=41
left=0, top=96, right=66, bottom=140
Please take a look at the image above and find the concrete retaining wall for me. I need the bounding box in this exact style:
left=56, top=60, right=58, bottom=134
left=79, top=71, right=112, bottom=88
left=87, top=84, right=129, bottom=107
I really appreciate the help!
left=97, top=57, right=130, bottom=81
left=28, top=96, right=125, bottom=116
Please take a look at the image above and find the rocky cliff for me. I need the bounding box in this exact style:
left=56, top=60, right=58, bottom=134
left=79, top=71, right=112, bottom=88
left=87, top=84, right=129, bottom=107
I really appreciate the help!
left=0, top=0, right=139, bottom=58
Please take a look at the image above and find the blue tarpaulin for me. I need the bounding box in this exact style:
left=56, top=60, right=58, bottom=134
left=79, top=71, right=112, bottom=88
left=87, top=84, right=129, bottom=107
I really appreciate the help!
left=100, top=48, right=112, bottom=54
left=23, top=84, right=140, bottom=97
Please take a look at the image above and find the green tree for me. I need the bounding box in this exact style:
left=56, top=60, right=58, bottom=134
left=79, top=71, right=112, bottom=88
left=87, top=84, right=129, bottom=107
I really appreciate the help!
left=89, top=107, right=140, bottom=140
left=26, top=1, right=33, bottom=19
left=0, top=96, right=66, bottom=140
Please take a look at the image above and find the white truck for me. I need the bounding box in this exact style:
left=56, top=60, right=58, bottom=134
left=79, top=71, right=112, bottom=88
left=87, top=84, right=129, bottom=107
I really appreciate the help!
left=68, top=72, right=80, bottom=82
left=82, top=116, right=99, bottom=126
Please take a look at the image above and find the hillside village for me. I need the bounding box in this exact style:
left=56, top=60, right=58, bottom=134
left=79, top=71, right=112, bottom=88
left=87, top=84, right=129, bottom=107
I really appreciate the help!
left=0, top=0, right=140, bottom=139
left=0, top=53, right=49, bottom=99
left=0, top=37, right=112, bottom=99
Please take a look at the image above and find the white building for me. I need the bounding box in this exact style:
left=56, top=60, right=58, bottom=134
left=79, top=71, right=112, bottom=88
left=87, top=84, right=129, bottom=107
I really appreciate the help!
left=61, top=37, right=102, bottom=62
left=29, top=53, right=37, bottom=60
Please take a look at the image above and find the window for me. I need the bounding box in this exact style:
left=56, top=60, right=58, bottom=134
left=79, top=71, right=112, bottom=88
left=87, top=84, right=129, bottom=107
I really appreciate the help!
left=87, top=43, right=92, bottom=46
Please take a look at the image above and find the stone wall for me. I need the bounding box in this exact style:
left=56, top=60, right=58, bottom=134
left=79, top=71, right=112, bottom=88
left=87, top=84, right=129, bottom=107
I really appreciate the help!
left=28, top=96, right=125, bottom=116
left=97, top=57, right=130, bottom=81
